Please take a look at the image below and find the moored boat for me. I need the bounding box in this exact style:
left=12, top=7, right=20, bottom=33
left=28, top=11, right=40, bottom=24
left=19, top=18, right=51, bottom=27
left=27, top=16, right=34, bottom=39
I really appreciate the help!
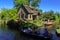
left=19, top=27, right=51, bottom=40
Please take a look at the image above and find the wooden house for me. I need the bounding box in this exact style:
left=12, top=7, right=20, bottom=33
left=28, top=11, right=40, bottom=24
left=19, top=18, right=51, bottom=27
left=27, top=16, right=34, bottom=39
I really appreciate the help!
left=17, top=4, right=41, bottom=21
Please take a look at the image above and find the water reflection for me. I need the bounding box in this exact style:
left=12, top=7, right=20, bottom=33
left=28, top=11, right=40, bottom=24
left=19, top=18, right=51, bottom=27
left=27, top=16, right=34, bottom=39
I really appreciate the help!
left=0, top=28, right=35, bottom=40
left=40, top=27, right=60, bottom=40
left=0, top=29, right=14, bottom=40
left=51, top=29, right=60, bottom=40
left=0, top=27, right=60, bottom=40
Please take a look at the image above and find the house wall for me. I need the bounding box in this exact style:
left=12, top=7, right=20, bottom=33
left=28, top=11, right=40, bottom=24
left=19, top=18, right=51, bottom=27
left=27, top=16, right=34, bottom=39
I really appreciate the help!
left=18, top=8, right=22, bottom=20
left=28, top=14, right=33, bottom=20
left=21, top=9, right=26, bottom=19
left=36, top=15, right=39, bottom=20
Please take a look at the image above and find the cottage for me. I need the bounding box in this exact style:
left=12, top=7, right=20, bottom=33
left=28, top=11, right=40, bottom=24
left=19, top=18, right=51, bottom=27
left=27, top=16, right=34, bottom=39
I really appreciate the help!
left=17, top=4, right=41, bottom=21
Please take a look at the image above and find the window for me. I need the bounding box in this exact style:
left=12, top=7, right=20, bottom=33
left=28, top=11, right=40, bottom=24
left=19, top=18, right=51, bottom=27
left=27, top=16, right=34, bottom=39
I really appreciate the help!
left=33, top=15, right=36, bottom=20
left=30, top=14, right=31, bottom=18
left=25, top=14, right=28, bottom=18
left=21, top=14, right=24, bottom=19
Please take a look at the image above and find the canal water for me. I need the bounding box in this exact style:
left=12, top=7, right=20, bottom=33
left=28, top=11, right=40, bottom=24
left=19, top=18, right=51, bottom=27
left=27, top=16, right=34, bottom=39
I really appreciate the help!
left=0, top=27, right=60, bottom=40
left=0, top=27, right=35, bottom=40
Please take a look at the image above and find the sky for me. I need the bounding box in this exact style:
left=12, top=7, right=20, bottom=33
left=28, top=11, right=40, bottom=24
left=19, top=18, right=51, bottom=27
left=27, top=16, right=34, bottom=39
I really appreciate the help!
left=0, top=0, right=60, bottom=12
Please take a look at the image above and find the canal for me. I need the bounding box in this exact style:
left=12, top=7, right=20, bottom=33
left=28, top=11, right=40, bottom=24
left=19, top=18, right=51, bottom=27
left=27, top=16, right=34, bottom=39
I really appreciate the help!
left=0, top=26, right=35, bottom=40
left=0, top=26, right=60, bottom=40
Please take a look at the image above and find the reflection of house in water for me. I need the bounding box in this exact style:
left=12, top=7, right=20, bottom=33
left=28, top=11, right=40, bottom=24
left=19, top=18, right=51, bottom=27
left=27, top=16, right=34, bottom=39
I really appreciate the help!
left=17, top=4, right=41, bottom=21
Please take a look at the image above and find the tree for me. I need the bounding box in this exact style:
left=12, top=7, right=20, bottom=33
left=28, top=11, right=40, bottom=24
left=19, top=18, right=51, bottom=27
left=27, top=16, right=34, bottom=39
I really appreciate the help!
left=42, top=10, right=55, bottom=21
left=14, top=0, right=41, bottom=8
left=54, top=14, right=59, bottom=28
left=14, top=0, right=28, bottom=8
left=0, top=8, right=18, bottom=21
left=31, top=0, right=41, bottom=8
left=0, top=8, right=8, bottom=20
left=8, top=8, right=18, bottom=20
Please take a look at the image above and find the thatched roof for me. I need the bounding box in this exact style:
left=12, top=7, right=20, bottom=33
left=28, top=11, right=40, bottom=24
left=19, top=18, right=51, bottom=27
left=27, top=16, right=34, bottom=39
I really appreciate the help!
left=18, top=4, right=40, bottom=15
left=23, top=4, right=40, bottom=14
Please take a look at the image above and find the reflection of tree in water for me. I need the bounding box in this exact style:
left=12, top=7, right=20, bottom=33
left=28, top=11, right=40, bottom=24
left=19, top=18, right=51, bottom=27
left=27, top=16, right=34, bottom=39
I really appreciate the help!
left=14, top=30, right=34, bottom=40
left=7, top=19, right=19, bottom=30
left=14, top=31, right=21, bottom=40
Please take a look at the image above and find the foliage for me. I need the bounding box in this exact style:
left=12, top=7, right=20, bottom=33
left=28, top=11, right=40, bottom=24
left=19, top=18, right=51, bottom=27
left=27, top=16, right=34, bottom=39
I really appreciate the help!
left=39, top=10, right=60, bottom=29
left=56, top=29, right=60, bottom=33
left=31, top=0, right=41, bottom=7
left=18, top=20, right=37, bottom=28
left=0, top=8, right=18, bottom=21
left=40, top=10, right=55, bottom=21
left=54, top=14, right=59, bottom=28
left=14, top=0, right=28, bottom=8
left=14, top=0, right=41, bottom=8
